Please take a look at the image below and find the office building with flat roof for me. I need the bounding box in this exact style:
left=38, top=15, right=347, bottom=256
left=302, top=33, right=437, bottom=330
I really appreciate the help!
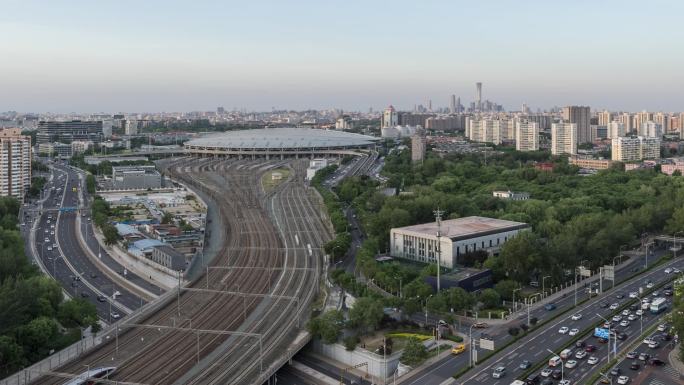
left=390, top=216, right=529, bottom=269
left=37, top=120, right=103, bottom=145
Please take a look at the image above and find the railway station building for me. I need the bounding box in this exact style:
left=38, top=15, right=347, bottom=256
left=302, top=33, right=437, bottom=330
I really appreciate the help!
left=390, top=216, right=529, bottom=269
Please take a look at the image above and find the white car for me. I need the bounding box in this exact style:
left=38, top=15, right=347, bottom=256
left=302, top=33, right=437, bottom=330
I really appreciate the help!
left=649, top=340, right=660, bottom=348
left=629, top=292, right=638, bottom=298
left=559, top=380, right=571, bottom=385
left=646, top=282, right=654, bottom=289
left=665, top=268, right=673, bottom=274
left=636, top=309, right=644, bottom=316
left=110, top=312, right=120, bottom=319
left=588, top=356, right=599, bottom=365
left=617, top=375, right=629, bottom=384
left=657, top=324, right=668, bottom=332
left=575, top=350, right=587, bottom=359
left=612, top=315, right=622, bottom=322
left=569, top=328, right=579, bottom=336
left=643, top=337, right=656, bottom=345
left=619, top=320, right=630, bottom=327
left=628, top=314, right=638, bottom=321
left=571, top=313, right=582, bottom=321
left=47, top=246, right=52, bottom=251
left=641, top=303, right=650, bottom=310
left=564, top=359, right=577, bottom=369
left=622, top=309, right=630, bottom=316
left=609, top=303, right=619, bottom=310
left=675, top=268, right=682, bottom=274
left=559, top=327, right=569, bottom=334
left=540, top=368, right=553, bottom=377
left=492, top=366, right=506, bottom=378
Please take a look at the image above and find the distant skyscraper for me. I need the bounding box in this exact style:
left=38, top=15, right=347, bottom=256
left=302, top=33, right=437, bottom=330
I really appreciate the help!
left=607, top=121, right=625, bottom=139
left=620, top=113, right=633, bottom=133
left=449, top=94, right=456, bottom=114
left=551, top=122, right=577, bottom=155
left=428, top=99, right=432, bottom=111
left=381, top=105, right=398, bottom=128
left=456, top=97, right=461, bottom=113
left=476, top=82, right=482, bottom=111
left=654, top=112, right=669, bottom=132
left=562, top=106, right=591, bottom=144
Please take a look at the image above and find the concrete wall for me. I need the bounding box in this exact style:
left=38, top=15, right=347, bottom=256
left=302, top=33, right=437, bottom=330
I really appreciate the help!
left=311, top=339, right=402, bottom=380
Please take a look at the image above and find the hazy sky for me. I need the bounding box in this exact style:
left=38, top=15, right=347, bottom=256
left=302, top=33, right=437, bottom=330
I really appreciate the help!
left=1, top=0, right=683, bottom=113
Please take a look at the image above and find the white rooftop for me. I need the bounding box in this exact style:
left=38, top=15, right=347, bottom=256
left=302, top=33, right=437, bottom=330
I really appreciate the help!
left=185, top=127, right=379, bottom=150
left=394, top=216, right=528, bottom=240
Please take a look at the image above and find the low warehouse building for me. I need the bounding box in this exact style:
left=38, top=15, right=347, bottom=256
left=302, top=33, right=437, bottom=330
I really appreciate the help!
left=390, top=216, right=529, bottom=269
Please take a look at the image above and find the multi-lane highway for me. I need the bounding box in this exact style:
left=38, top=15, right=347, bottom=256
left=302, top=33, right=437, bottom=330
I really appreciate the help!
left=27, top=163, right=141, bottom=321
left=455, top=260, right=684, bottom=385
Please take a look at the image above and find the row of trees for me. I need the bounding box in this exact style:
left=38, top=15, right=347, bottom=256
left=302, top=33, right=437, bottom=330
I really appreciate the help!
left=0, top=197, right=98, bottom=376
left=91, top=197, right=120, bottom=245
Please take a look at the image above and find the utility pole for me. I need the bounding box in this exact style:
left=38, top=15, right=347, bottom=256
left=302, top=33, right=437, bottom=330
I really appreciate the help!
left=434, top=208, right=444, bottom=292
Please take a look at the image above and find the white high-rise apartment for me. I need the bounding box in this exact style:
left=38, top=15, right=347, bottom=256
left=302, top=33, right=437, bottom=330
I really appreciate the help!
left=620, top=113, right=633, bottom=133
left=607, top=121, right=625, bottom=139
left=467, top=118, right=507, bottom=145
left=639, top=121, right=663, bottom=138
left=612, top=136, right=661, bottom=162
left=124, top=119, right=138, bottom=135
left=598, top=110, right=612, bottom=126
left=515, top=120, right=539, bottom=151
left=551, top=122, right=577, bottom=155
left=0, top=128, right=31, bottom=198
left=635, top=110, right=653, bottom=131
left=654, top=112, right=670, bottom=133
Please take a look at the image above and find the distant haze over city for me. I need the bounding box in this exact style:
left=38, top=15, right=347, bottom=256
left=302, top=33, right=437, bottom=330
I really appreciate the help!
left=2, top=0, right=683, bottom=112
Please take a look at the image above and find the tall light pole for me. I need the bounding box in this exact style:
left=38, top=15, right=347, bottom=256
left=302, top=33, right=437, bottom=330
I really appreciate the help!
left=468, top=323, right=476, bottom=368
left=597, top=313, right=612, bottom=361
left=546, top=349, right=563, bottom=381
left=542, top=276, right=551, bottom=297
left=512, top=288, right=521, bottom=313
left=644, top=241, right=654, bottom=269
left=424, top=295, right=433, bottom=326
left=434, top=209, right=444, bottom=292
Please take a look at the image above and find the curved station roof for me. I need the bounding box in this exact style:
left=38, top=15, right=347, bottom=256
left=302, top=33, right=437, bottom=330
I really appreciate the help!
left=185, top=127, right=379, bottom=153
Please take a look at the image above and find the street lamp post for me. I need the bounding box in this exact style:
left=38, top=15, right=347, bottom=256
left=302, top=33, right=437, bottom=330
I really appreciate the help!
left=542, top=276, right=551, bottom=297
left=468, top=324, right=476, bottom=368
left=597, top=313, right=613, bottom=361
left=512, top=288, right=521, bottom=312
left=644, top=241, right=654, bottom=269
left=635, top=296, right=644, bottom=336
left=424, top=295, right=433, bottom=326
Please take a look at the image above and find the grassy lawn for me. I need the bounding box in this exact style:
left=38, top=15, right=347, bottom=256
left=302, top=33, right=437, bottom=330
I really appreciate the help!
left=261, top=168, right=290, bottom=191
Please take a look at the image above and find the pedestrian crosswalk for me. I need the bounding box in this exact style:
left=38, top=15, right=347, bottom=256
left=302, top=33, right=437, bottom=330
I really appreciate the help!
left=648, top=379, right=669, bottom=385
left=662, top=364, right=681, bottom=379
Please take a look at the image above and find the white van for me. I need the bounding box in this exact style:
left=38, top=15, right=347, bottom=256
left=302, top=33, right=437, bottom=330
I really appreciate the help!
left=510, top=381, right=526, bottom=385
left=560, top=349, right=573, bottom=359
left=549, top=355, right=562, bottom=367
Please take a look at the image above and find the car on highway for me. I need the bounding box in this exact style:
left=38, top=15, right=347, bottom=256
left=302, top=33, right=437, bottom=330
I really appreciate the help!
left=617, top=375, right=629, bottom=385
left=540, top=368, right=553, bottom=377
left=643, top=337, right=656, bottom=345
left=638, top=352, right=650, bottom=361
left=545, top=303, right=557, bottom=311
left=648, top=358, right=665, bottom=366
left=568, top=328, right=579, bottom=336
left=609, top=303, right=619, bottom=310
left=575, top=340, right=586, bottom=348
left=646, top=282, right=654, bottom=289
left=492, top=366, right=505, bottom=378
left=616, top=332, right=627, bottom=340
left=47, top=246, right=52, bottom=251
left=110, top=312, right=120, bottom=319
left=97, top=295, right=106, bottom=302
left=558, top=380, right=570, bottom=385
left=626, top=351, right=638, bottom=359
left=451, top=344, right=466, bottom=355
left=648, top=340, right=660, bottom=348
left=548, top=356, right=562, bottom=367
left=473, top=322, right=488, bottom=328
left=629, top=291, right=638, bottom=298
left=619, top=320, right=630, bottom=327
left=585, top=344, right=597, bottom=352
left=550, top=369, right=562, bottom=380
left=615, top=293, right=624, bottom=299
left=588, top=356, right=599, bottom=365
left=612, top=315, right=622, bottom=322
left=622, top=309, right=630, bottom=316
left=636, top=309, right=644, bottom=315
left=564, top=359, right=577, bottom=369
left=665, top=267, right=673, bottom=274
left=575, top=350, right=587, bottom=359
left=519, top=360, right=531, bottom=369
left=627, top=314, right=638, bottom=321
left=558, top=326, right=569, bottom=334
left=610, top=367, right=621, bottom=376
left=657, top=324, right=668, bottom=332
left=630, top=360, right=640, bottom=370
left=571, top=313, right=582, bottom=321
left=652, top=290, right=660, bottom=297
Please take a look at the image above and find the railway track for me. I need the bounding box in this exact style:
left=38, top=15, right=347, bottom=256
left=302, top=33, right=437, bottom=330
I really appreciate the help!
left=30, top=157, right=330, bottom=385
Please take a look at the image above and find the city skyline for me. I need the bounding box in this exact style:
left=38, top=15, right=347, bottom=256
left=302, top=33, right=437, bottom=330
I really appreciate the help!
left=2, top=0, right=684, bottom=112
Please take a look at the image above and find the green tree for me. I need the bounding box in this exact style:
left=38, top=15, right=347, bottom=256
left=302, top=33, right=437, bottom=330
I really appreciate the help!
left=0, top=335, right=24, bottom=374
left=400, top=337, right=428, bottom=366
left=102, top=224, right=120, bottom=245
left=308, top=310, right=344, bottom=344
left=494, top=280, right=518, bottom=301
left=446, top=287, right=475, bottom=313
left=348, top=297, right=384, bottom=332
left=479, top=288, right=501, bottom=309
left=86, top=174, right=96, bottom=194
left=57, top=299, right=97, bottom=328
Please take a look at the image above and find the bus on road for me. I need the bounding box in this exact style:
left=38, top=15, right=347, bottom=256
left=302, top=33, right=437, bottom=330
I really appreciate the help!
left=650, top=297, right=668, bottom=314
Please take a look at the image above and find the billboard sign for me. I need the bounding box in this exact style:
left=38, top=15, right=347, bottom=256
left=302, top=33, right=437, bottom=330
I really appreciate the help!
left=594, top=327, right=610, bottom=339
left=578, top=267, right=592, bottom=277
left=603, top=265, right=615, bottom=281
left=479, top=337, right=495, bottom=351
